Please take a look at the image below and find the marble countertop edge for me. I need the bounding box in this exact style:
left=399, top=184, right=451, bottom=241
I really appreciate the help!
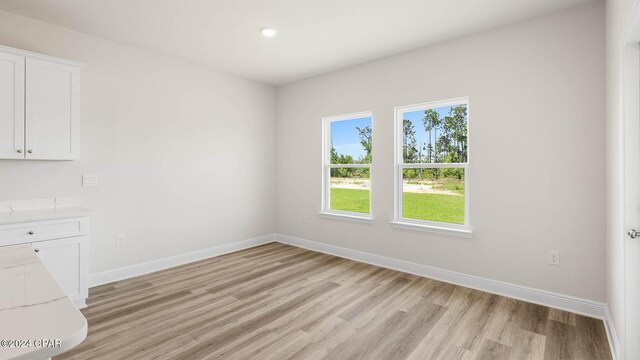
left=0, top=206, right=92, bottom=225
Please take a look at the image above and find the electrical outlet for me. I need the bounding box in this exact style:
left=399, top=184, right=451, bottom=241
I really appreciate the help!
left=115, top=234, right=125, bottom=247
left=548, top=251, right=560, bottom=266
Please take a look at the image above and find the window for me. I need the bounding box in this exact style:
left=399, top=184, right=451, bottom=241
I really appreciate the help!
left=393, top=98, right=471, bottom=236
left=321, top=112, right=373, bottom=222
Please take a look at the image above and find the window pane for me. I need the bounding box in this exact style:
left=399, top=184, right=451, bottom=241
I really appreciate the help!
left=402, top=167, right=464, bottom=224
left=330, top=167, right=370, bottom=214
left=330, top=116, right=372, bottom=164
left=401, top=104, right=467, bottom=164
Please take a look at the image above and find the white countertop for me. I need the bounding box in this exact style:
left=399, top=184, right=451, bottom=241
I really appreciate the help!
left=0, top=244, right=87, bottom=360
left=0, top=207, right=92, bottom=226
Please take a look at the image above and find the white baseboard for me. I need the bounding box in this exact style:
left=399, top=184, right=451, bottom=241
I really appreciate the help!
left=89, top=234, right=276, bottom=287
left=604, top=305, right=620, bottom=360
left=275, top=233, right=607, bottom=319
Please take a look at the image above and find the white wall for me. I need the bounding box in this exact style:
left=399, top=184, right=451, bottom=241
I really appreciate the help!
left=0, top=10, right=277, bottom=274
left=606, top=0, right=636, bottom=354
left=276, top=3, right=606, bottom=302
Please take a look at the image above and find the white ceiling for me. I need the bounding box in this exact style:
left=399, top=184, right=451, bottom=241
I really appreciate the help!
left=0, top=0, right=596, bottom=85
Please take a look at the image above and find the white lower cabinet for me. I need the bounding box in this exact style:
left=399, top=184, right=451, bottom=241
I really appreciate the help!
left=32, top=236, right=88, bottom=307
left=0, top=216, right=89, bottom=308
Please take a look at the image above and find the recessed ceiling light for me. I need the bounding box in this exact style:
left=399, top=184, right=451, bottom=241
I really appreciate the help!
left=260, top=27, right=277, bottom=37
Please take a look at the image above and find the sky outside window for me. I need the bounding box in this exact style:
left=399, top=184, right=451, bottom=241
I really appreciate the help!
left=330, top=116, right=372, bottom=162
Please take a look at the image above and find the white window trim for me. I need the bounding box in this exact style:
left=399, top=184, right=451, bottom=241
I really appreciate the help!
left=321, top=111, right=373, bottom=222
left=392, top=97, right=472, bottom=237
left=318, top=211, right=374, bottom=224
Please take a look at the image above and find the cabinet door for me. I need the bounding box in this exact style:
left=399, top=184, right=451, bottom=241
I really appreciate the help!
left=32, top=236, right=88, bottom=302
left=25, top=58, right=79, bottom=160
left=0, top=52, right=25, bottom=159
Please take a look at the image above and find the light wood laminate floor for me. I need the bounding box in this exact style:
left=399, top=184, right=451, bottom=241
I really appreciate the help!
left=56, top=243, right=612, bottom=360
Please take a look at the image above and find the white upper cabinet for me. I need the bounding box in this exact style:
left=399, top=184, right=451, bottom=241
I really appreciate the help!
left=26, top=58, right=80, bottom=160
left=0, top=45, right=83, bottom=160
left=0, top=52, right=25, bottom=159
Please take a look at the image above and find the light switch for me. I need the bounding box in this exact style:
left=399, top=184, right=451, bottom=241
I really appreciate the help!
left=83, top=175, right=98, bottom=187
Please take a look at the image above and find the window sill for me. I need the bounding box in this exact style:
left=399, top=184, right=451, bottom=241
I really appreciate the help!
left=390, top=221, right=472, bottom=238
left=318, top=212, right=373, bottom=224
